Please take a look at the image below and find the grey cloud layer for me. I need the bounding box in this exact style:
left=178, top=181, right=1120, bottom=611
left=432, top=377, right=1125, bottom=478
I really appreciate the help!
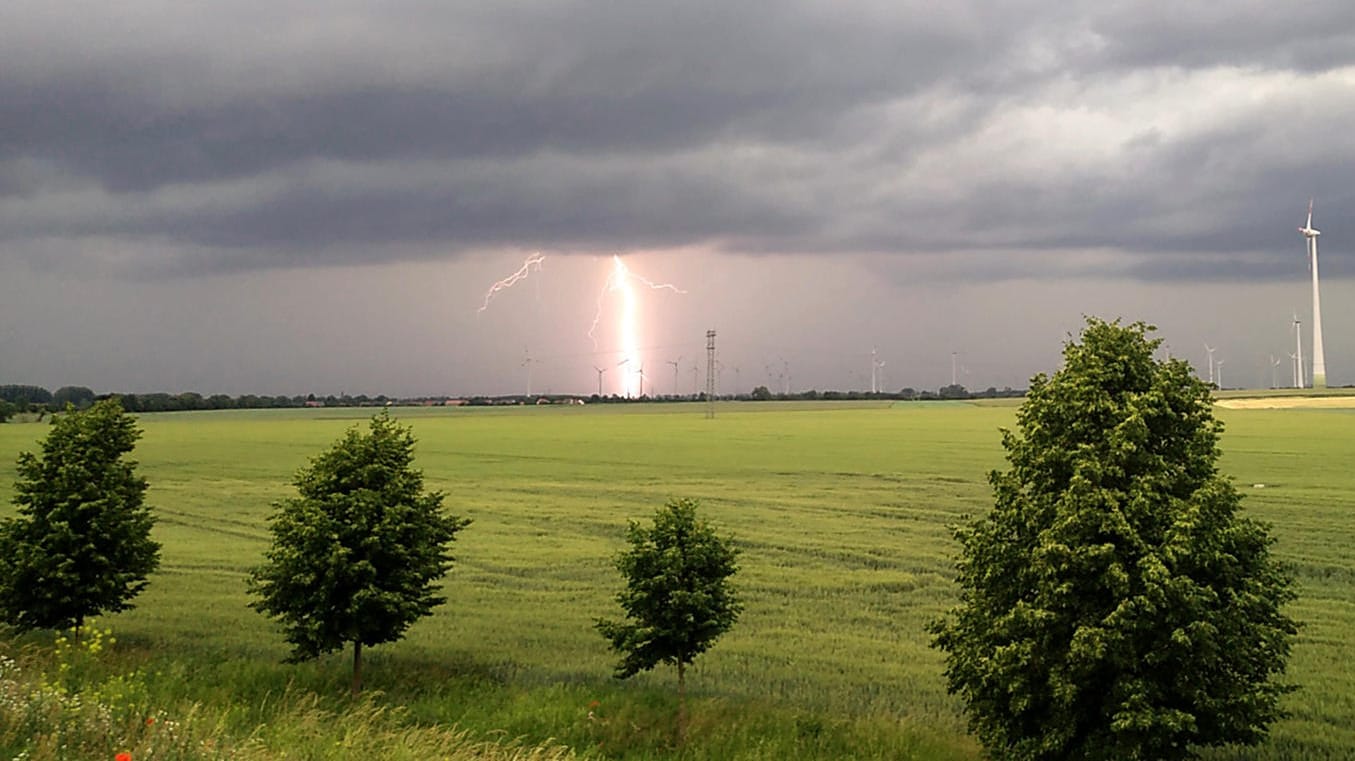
left=4, top=1, right=1355, bottom=278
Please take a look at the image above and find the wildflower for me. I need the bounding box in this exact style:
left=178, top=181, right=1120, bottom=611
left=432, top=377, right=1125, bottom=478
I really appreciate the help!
left=146, top=716, right=155, bottom=726
left=115, top=753, right=132, bottom=761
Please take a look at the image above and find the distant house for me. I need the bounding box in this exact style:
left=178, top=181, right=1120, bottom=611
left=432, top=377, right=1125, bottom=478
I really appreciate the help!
left=304, top=400, right=324, bottom=408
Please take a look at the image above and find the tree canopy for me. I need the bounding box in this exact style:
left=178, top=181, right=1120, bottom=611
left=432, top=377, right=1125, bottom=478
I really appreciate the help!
left=0, top=399, right=160, bottom=633
left=930, top=317, right=1297, bottom=761
left=248, top=412, right=470, bottom=694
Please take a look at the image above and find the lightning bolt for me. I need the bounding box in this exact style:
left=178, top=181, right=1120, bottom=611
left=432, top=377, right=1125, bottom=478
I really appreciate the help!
left=477, top=253, right=545, bottom=314
left=588, top=255, right=686, bottom=397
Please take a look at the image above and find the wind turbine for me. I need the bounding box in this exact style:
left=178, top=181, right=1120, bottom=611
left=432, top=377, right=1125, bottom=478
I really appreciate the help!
left=1299, top=199, right=1328, bottom=388
left=636, top=362, right=646, bottom=397
left=522, top=351, right=536, bottom=397
left=592, top=365, right=608, bottom=397
left=1289, top=352, right=1299, bottom=388
left=870, top=348, right=887, bottom=394
left=1270, top=355, right=1282, bottom=390
left=667, top=356, right=682, bottom=397
left=1215, top=358, right=1225, bottom=390
left=1203, top=343, right=1217, bottom=386
left=1293, top=314, right=1305, bottom=388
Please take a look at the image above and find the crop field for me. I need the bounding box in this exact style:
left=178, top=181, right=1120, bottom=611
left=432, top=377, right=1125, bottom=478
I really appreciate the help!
left=1, top=400, right=1354, bottom=759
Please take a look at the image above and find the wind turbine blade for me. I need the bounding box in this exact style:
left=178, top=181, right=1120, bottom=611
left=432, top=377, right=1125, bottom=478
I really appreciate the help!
left=1307, top=198, right=1314, bottom=228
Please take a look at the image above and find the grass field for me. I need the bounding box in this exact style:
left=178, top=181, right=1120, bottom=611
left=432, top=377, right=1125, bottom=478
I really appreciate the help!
left=1, top=400, right=1353, bottom=759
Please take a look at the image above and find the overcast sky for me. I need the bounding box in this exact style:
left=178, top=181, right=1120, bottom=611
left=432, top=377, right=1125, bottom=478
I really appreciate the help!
left=3, top=1, right=1354, bottom=397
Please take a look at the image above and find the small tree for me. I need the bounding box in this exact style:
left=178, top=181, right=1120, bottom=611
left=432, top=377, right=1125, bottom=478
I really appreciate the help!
left=596, top=498, right=741, bottom=742
left=0, top=399, right=160, bottom=635
left=248, top=412, right=469, bottom=695
left=930, top=318, right=1297, bottom=760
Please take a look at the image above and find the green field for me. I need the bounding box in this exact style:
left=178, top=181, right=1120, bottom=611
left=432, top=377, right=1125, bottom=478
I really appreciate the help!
left=1, top=400, right=1353, bottom=759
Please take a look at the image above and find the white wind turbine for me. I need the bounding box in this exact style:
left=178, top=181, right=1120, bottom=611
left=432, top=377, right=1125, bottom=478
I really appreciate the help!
left=667, top=356, right=682, bottom=397
left=592, top=365, right=608, bottom=397
left=1203, top=342, right=1217, bottom=386
left=1215, top=358, right=1225, bottom=390
left=1299, top=200, right=1328, bottom=388
left=1289, top=352, right=1299, bottom=388
left=1293, top=314, right=1305, bottom=389
left=1270, top=355, right=1282, bottom=390
left=522, top=351, right=536, bottom=397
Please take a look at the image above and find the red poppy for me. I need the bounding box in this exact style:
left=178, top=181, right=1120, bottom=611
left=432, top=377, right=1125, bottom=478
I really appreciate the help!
left=145, top=717, right=155, bottom=726
left=115, top=753, right=132, bottom=761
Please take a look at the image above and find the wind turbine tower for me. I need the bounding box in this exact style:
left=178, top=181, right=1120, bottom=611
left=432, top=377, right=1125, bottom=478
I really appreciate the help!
left=1299, top=200, right=1328, bottom=388
left=593, top=365, right=608, bottom=397
left=1203, top=343, right=1216, bottom=386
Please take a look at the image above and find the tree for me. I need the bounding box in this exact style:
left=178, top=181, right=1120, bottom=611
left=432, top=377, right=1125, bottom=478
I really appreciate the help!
left=248, top=412, right=470, bottom=695
left=0, top=385, right=52, bottom=407
left=0, top=399, right=160, bottom=635
left=596, top=498, right=741, bottom=743
left=0, top=400, right=14, bottom=423
left=929, top=318, right=1297, bottom=761
left=51, top=385, right=96, bottom=409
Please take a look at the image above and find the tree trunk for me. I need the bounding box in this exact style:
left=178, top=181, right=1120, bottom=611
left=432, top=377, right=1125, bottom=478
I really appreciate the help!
left=677, top=660, right=687, bottom=746
left=352, top=640, right=363, bottom=697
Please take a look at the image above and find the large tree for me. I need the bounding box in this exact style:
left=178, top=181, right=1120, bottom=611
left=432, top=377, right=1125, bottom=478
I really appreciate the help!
left=0, top=399, right=160, bottom=635
left=248, top=412, right=469, bottom=695
left=930, top=318, right=1297, bottom=760
left=596, top=498, right=741, bottom=743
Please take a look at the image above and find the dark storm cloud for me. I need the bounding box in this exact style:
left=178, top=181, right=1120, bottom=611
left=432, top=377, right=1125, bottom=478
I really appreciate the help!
left=3, top=1, right=1355, bottom=279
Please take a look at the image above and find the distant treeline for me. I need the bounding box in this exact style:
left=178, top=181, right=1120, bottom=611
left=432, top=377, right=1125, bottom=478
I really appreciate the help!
left=2, top=383, right=1025, bottom=421
left=0, top=386, right=406, bottom=417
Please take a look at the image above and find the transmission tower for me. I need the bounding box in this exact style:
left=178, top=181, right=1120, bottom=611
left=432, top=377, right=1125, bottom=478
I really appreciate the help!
left=706, top=330, right=717, bottom=419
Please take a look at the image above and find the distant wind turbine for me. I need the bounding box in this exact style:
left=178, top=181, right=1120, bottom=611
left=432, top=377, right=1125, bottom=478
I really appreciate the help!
left=667, top=356, right=682, bottom=397
left=1203, top=343, right=1217, bottom=386
left=1299, top=199, right=1328, bottom=388
left=1270, top=355, right=1282, bottom=390
left=593, top=365, right=608, bottom=397
left=522, top=351, right=536, bottom=397
left=1293, top=314, right=1305, bottom=388
left=1215, top=358, right=1225, bottom=390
